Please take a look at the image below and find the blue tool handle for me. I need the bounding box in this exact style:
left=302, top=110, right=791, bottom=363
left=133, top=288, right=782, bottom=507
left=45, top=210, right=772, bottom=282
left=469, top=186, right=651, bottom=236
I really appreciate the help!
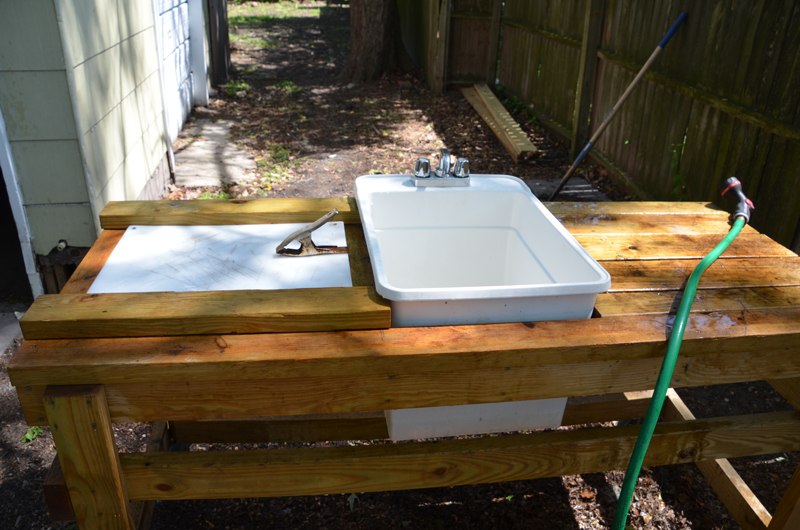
left=659, top=12, right=688, bottom=48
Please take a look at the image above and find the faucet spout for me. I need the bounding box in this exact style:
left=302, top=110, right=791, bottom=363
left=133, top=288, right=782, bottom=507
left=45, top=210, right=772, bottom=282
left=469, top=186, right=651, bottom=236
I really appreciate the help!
left=436, top=148, right=451, bottom=177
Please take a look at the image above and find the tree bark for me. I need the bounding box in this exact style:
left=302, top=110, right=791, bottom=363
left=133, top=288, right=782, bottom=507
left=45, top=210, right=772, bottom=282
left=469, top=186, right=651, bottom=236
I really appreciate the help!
left=339, top=0, right=413, bottom=83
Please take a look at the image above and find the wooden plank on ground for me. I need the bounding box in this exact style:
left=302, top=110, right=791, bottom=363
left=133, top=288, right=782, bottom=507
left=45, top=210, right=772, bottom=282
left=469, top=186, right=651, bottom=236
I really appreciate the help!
left=120, top=411, right=800, bottom=501
left=663, top=389, right=771, bottom=530
left=20, top=287, right=391, bottom=339
left=575, top=233, right=797, bottom=261
left=595, top=286, right=800, bottom=317
left=43, top=385, right=135, bottom=529
left=460, top=86, right=517, bottom=159
left=472, top=83, right=538, bottom=161
left=99, top=198, right=360, bottom=229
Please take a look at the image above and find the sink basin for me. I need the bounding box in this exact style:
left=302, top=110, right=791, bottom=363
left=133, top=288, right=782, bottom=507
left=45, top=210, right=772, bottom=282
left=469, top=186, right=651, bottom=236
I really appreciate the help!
left=354, top=174, right=611, bottom=327
left=355, top=174, right=611, bottom=440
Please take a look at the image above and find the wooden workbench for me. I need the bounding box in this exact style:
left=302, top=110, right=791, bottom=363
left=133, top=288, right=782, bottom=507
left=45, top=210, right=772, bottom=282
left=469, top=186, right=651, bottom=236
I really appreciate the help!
left=9, top=199, right=800, bottom=530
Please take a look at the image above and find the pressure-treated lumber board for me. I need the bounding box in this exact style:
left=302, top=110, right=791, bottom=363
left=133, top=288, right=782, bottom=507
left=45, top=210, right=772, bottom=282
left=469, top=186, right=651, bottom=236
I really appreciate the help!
left=575, top=233, right=797, bottom=261
left=43, top=456, right=75, bottom=522
left=99, top=197, right=360, bottom=229
left=120, top=410, right=800, bottom=501
left=595, top=286, right=800, bottom=317
left=15, top=346, right=800, bottom=424
left=344, top=224, right=375, bottom=287
left=768, top=378, right=800, bottom=410
left=43, top=422, right=168, bottom=527
left=20, top=287, right=391, bottom=339
left=11, top=308, right=800, bottom=389
left=770, top=464, right=800, bottom=530
left=170, top=394, right=654, bottom=445
left=663, top=390, right=771, bottom=530
left=61, top=230, right=125, bottom=295
left=43, top=385, right=135, bottom=529
left=471, top=83, right=537, bottom=161
left=172, top=413, right=389, bottom=444
left=544, top=201, right=729, bottom=216
left=555, top=213, right=759, bottom=236
left=604, top=257, right=800, bottom=292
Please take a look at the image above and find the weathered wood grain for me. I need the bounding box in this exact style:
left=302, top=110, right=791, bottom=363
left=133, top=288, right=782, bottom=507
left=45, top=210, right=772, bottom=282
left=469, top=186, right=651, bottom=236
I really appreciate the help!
left=770, top=464, right=800, bottom=530
left=99, top=198, right=360, bottom=229
left=60, top=230, right=124, bottom=295
left=11, top=308, right=800, bottom=392
left=596, top=286, right=800, bottom=317
left=604, top=257, right=800, bottom=292
left=43, top=456, right=75, bottom=522
left=15, top=344, right=800, bottom=425
left=43, top=385, right=134, bottom=529
left=20, top=287, right=391, bottom=340
left=555, top=213, right=758, bottom=235
left=120, top=411, right=800, bottom=501
left=575, top=233, right=796, bottom=261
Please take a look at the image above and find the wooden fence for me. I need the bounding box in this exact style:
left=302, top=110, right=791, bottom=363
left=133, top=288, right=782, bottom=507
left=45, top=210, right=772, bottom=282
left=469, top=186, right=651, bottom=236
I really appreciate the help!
left=401, top=0, right=800, bottom=253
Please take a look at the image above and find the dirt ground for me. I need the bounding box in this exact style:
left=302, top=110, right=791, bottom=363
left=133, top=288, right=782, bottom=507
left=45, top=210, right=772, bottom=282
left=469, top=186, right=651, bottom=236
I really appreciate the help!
left=2, top=2, right=799, bottom=530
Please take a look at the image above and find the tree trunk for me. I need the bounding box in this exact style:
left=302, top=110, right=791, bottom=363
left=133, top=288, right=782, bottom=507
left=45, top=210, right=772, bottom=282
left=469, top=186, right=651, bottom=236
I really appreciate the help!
left=339, top=0, right=412, bottom=83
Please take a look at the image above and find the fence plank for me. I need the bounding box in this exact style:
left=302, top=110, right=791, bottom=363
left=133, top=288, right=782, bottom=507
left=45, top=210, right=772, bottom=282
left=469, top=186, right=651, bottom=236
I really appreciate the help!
left=570, top=0, right=604, bottom=159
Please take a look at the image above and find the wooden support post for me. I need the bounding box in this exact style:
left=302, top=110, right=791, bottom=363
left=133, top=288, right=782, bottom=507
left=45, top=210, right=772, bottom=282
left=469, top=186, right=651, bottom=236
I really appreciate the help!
left=43, top=385, right=135, bottom=530
left=432, top=0, right=452, bottom=94
left=770, top=465, right=800, bottom=529
left=570, top=0, right=605, bottom=160
left=767, top=377, right=800, bottom=529
left=485, top=0, right=503, bottom=84
left=663, top=389, right=771, bottom=530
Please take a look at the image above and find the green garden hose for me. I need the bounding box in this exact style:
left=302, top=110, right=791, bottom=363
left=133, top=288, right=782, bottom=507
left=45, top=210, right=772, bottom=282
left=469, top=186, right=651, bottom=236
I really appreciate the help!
left=611, top=177, right=754, bottom=530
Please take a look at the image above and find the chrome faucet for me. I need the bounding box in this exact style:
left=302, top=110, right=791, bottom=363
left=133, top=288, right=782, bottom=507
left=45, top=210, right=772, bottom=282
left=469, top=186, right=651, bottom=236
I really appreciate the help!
left=413, top=148, right=470, bottom=187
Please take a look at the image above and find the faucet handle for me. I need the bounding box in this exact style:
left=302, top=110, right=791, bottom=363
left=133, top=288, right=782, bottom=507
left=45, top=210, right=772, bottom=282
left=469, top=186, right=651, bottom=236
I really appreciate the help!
left=414, top=158, right=431, bottom=178
left=453, top=158, right=470, bottom=178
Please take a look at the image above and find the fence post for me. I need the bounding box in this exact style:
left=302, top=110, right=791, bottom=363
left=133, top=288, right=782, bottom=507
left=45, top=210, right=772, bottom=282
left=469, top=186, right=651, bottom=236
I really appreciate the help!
left=432, top=0, right=452, bottom=95
left=208, top=0, right=230, bottom=87
left=570, top=0, right=605, bottom=160
left=485, top=0, right=503, bottom=85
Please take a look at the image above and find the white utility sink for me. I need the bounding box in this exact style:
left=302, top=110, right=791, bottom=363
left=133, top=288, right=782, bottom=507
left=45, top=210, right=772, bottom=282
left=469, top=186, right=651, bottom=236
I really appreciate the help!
left=355, top=174, right=612, bottom=440
left=354, top=174, right=611, bottom=327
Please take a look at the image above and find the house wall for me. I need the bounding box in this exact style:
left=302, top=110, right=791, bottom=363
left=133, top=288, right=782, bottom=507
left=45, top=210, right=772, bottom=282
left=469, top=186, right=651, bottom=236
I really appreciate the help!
left=0, top=0, right=96, bottom=255
left=159, top=0, right=194, bottom=141
left=56, top=0, right=170, bottom=220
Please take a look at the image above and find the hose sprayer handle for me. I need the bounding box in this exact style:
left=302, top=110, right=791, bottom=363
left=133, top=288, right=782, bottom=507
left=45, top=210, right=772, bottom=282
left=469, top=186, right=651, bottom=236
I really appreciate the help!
left=719, top=177, right=754, bottom=223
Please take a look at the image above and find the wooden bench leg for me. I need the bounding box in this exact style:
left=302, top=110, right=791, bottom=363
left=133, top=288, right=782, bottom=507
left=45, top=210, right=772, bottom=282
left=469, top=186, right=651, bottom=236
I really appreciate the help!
left=43, top=385, right=135, bottom=530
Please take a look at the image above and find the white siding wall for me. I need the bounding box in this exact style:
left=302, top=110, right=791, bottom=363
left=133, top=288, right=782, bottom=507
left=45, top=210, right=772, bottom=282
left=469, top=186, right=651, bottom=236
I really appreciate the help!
left=159, top=0, right=193, bottom=141
left=0, top=0, right=96, bottom=255
left=57, top=0, right=170, bottom=216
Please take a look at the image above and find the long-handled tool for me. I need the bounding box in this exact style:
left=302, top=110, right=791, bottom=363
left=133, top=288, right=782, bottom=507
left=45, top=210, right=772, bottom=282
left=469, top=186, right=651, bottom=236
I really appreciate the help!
left=548, top=12, right=688, bottom=201
left=611, top=177, right=754, bottom=530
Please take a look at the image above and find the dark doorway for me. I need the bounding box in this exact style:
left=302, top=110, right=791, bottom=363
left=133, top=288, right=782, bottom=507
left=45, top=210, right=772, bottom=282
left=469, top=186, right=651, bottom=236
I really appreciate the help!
left=0, top=167, right=33, bottom=306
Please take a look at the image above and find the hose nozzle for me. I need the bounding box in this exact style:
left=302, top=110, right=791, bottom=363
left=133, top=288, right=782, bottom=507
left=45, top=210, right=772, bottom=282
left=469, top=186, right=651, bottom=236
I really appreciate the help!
left=719, top=177, right=753, bottom=223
